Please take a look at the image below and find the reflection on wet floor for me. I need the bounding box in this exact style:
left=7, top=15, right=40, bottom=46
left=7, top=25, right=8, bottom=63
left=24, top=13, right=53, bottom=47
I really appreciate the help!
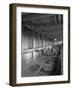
left=21, top=44, right=63, bottom=77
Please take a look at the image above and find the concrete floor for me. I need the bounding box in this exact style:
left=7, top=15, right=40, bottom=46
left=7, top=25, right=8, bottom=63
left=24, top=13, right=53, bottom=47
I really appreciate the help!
left=21, top=45, right=63, bottom=77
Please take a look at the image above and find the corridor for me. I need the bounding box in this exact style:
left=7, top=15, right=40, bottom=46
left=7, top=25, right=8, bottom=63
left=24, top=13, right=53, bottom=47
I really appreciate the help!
left=21, top=13, right=63, bottom=77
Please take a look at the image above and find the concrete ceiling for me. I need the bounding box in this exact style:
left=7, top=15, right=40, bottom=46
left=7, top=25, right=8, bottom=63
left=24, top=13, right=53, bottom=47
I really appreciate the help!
left=22, top=13, right=63, bottom=41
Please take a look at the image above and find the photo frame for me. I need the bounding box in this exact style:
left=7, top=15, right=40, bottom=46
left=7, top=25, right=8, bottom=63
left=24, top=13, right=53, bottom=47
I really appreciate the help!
left=9, top=3, right=70, bottom=86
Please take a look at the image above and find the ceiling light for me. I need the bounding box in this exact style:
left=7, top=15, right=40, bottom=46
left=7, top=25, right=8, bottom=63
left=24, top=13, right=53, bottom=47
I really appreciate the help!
left=54, top=38, right=57, bottom=41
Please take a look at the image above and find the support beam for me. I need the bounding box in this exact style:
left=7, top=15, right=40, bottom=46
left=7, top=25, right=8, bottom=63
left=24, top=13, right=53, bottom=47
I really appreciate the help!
left=54, top=15, right=57, bottom=24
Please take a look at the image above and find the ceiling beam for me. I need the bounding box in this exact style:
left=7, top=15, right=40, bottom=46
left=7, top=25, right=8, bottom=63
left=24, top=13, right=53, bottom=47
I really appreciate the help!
left=23, top=15, right=59, bottom=22
left=38, top=25, right=63, bottom=31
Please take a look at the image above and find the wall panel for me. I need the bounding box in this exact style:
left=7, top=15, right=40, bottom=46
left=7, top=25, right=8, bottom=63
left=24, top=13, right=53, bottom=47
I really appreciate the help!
left=22, top=26, right=33, bottom=51
left=33, top=32, right=39, bottom=48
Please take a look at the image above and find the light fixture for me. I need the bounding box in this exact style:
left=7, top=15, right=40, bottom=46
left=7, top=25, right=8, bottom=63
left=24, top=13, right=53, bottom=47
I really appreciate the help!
left=54, top=38, right=57, bottom=41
